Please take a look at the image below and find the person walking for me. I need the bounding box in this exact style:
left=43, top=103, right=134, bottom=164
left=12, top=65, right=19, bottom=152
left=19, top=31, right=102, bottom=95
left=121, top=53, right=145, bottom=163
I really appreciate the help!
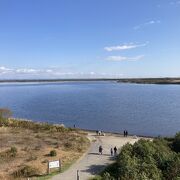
left=114, top=146, right=117, bottom=156
left=124, top=130, right=126, bottom=137
left=110, top=148, right=113, bottom=156
left=99, top=145, right=103, bottom=155
left=126, top=130, right=128, bottom=137
left=96, top=130, right=98, bottom=135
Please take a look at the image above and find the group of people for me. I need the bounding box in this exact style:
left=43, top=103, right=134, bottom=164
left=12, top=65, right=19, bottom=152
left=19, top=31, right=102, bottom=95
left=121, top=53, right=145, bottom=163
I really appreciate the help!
left=97, top=130, right=129, bottom=156
left=124, top=130, right=128, bottom=137
left=98, top=145, right=118, bottom=156
left=96, top=130, right=105, bottom=136
left=110, top=146, right=117, bottom=156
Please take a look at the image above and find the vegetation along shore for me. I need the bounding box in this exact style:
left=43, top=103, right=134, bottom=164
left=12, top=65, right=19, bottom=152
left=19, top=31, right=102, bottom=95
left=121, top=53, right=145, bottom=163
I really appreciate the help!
left=92, top=133, right=180, bottom=180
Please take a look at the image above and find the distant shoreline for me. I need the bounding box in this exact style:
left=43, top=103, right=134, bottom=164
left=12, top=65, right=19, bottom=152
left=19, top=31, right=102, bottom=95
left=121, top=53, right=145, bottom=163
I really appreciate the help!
left=0, top=78, right=180, bottom=84
left=117, top=78, right=180, bottom=84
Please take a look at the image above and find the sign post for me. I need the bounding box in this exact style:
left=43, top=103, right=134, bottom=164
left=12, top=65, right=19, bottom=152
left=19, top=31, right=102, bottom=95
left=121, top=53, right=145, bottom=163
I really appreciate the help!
left=47, top=160, right=50, bottom=174
left=59, top=159, right=61, bottom=172
left=47, top=159, right=61, bottom=174
left=77, top=170, right=79, bottom=180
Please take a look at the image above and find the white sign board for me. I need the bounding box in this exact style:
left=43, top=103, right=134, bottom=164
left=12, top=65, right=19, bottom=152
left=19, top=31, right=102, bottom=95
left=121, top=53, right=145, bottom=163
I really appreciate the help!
left=49, top=160, right=60, bottom=169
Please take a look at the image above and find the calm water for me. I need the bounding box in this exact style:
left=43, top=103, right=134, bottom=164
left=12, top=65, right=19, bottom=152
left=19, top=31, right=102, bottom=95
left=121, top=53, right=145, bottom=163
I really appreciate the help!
left=0, top=81, right=180, bottom=137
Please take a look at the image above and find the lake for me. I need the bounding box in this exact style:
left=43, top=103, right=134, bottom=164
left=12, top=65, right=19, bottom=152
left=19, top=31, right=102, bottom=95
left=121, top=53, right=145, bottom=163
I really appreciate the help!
left=0, top=81, right=180, bottom=137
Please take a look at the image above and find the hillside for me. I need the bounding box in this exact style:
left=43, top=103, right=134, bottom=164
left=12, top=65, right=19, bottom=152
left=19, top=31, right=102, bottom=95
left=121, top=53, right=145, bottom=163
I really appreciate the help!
left=0, top=110, right=90, bottom=179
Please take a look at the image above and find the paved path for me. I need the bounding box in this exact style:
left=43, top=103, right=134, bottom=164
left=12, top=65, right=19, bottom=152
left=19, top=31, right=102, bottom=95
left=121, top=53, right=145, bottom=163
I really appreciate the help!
left=51, top=132, right=140, bottom=180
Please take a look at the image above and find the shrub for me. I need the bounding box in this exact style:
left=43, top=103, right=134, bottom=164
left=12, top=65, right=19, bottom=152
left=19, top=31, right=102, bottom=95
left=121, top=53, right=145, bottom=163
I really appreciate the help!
left=0, top=118, right=7, bottom=126
left=0, top=147, right=18, bottom=159
left=64, top=141, right=73, bottom=149
left=10, top=147, right=17, bottom=157
left=163, top=153, right=180, bottom=179
left=13, top=165, right=40, bottom=177
left=49, top=150, right=57, bottom=156
left=0, top=108, right=12, bottom=127
left=102, top=172, right=114, bottom=180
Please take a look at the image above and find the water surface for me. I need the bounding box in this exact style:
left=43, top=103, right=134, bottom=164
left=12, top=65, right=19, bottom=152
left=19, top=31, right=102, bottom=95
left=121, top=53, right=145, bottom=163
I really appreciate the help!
left=0, top=81, right=180, bottom=137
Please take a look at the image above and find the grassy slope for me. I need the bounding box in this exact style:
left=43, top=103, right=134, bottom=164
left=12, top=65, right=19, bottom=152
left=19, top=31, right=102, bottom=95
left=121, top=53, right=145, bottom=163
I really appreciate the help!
left=0, top=118, right=90, bottom=179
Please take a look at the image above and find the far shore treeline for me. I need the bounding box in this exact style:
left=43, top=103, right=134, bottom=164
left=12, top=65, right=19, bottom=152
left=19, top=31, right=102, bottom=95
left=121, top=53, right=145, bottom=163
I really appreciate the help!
left=1, top=77, right=180, bottom=84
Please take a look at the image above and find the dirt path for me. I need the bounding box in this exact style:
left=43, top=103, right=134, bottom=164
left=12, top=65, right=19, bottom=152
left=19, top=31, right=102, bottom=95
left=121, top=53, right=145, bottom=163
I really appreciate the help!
left=51, top=132, right=141, bottom=180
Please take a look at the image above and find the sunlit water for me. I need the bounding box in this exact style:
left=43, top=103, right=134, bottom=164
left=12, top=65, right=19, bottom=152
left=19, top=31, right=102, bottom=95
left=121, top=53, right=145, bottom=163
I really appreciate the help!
left=0, top=81, right=180, bottom=137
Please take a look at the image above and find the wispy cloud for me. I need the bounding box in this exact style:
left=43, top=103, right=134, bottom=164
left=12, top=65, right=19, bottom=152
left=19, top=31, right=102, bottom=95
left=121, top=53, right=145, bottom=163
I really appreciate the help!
left=0, top=66, right=123, bottom=78
left=134, top=20, right=161, bottom=30
left=106, top=55, right=144, bottom=62
left=104, top=42, right=148, bottom=52
left=0, top=66, right=13, bottom=74
left=0, top=66, right=73, bottom=76
left=170, top=1, right=180, bottom=5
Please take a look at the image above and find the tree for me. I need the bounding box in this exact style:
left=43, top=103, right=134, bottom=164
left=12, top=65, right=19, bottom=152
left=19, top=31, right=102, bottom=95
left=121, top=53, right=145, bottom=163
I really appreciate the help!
left=0, top=108, right=12, bottom=126
left=172, top=132, right=180, bottom=153
left=163, top=154, right=180, bottom=179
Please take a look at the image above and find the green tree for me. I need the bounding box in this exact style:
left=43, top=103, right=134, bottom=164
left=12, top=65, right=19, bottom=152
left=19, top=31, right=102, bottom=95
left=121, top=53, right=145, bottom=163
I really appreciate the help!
left=172, top=132, right=180, bottom=153
left=163, top=154, right=180, bottom=180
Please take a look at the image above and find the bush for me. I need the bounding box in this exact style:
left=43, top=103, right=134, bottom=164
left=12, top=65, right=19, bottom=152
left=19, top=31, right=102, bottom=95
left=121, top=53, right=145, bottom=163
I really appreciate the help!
left=163, top=153, right=180, bottom=179
left=49, top=150, right=57, bottom=156
left=0, top=108, right=12, bottom=127
left=10, top=147, right=17, bottom=157
left=64, top=141, right=73, bottom=149
left=13, top=165, right=40, bottom=177
left=0, top=117, right=9, bottom=127
left=102, top=172, right=114, bottom=180
left=0, top=147, right=18, bottom=159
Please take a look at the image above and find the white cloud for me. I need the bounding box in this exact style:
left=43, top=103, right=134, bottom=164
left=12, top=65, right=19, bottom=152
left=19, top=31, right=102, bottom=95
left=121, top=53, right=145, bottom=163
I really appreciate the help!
left=104, top=42, right=148, bottom=52
left=106, top=55, right=144, bottom=61
left=0, top=66, right=11, bottom=71
left=15, top=68, right=39, bottom=74
left=0, top=66, right=13, bottom=74
left=90, top=71, right=95, bottom=75
left=145, top=20, right=161, bottom=25
left=134, top=20, right=161, bottom=30
left=0, top=66, right=123, bottom=78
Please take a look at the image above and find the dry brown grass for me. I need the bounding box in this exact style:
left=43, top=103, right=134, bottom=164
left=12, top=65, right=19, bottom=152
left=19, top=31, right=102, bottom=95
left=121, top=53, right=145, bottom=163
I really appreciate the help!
left=0, top=124, right=90, bottom=179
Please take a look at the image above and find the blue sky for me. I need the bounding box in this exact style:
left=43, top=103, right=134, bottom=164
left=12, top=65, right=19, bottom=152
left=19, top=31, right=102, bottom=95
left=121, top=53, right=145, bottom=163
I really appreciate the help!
left=0, top=0, right=180, bottom=78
